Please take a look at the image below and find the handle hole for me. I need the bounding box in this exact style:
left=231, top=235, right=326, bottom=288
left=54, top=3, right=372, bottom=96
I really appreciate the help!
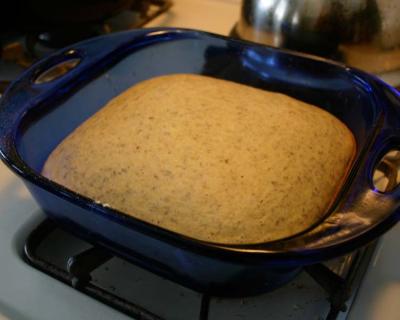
left=373, top=149, right=400, bottom=192
left=34, top=57, right=81, bottom=85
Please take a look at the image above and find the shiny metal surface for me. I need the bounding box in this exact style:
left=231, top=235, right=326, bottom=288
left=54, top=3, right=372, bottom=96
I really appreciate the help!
left=235, top=0, right=400, bottom=73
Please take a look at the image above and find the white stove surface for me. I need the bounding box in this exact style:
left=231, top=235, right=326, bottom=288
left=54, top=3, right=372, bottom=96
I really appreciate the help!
left=1, top=0, right=400, bottom=319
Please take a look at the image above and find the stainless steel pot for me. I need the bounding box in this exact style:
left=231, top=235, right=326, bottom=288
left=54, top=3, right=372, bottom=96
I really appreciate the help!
left=234, top=0, right=400, bottom=74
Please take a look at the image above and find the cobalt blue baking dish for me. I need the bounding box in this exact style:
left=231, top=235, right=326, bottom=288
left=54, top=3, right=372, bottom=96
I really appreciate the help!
left=1, top=28, right=400, bottom=296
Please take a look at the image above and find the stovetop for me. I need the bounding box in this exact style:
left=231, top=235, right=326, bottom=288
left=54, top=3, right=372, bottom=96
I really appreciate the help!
left=1, top=170, right=399, bottom=320
left=21, top=218, right=375, bottom=320
left=1, top=1, right=400, bottom=320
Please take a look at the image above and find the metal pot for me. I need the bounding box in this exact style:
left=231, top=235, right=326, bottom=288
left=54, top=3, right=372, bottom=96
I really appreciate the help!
left=234, top=0, right=400, bottom=74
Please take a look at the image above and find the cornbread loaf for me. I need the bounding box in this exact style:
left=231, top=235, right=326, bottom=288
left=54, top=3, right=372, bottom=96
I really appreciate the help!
left=42, top=74, right=355, bottom=244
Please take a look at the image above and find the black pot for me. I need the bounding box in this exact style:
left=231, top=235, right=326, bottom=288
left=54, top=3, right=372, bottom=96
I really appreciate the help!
left=1, top=0, right=137, bottom=32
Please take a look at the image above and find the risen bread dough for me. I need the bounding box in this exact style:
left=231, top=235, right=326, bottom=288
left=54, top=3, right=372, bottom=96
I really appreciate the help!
left=42, top=74, right=355, bottom=244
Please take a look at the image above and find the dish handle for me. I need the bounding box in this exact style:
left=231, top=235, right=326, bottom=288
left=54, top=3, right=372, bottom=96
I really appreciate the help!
left=0, top=28, right=186, bottom=152
left=264, top=81, right=400, bottom=258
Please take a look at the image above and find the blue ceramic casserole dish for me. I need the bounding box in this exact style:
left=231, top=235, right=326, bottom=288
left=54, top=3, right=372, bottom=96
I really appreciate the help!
left=1, top=28, right=400, bottom=296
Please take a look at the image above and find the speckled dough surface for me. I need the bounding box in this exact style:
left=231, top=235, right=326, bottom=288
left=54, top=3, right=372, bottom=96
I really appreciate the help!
left=43, top=74, right=355, bottom=244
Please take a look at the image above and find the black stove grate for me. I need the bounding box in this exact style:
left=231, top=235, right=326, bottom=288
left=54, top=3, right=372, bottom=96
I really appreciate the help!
left=0, top=0, right=173, bottom=74
left=23, top=219, right=376, bottom=320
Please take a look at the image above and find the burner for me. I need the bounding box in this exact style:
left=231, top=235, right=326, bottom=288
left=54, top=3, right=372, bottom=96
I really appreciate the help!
left=0, top=0, right=173, bottom=94
left=30, top=28, right=102, bottom=50
left=0, top=0, right=172, bottom=64
left=23, top=219, right=376, bottom=320
left=26, top=0, right=172, bottom=58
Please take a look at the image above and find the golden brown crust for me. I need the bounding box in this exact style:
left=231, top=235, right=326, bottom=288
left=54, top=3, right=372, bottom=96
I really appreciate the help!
left=43, top=74, right=355, bottom=244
